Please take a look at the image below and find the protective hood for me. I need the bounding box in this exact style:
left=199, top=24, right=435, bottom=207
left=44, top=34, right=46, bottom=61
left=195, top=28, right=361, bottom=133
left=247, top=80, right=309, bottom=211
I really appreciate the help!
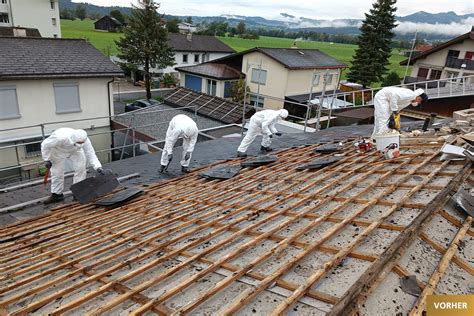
left=279, top=109, right=289, bottom=119
left=71, top=129, right=88, bottom=144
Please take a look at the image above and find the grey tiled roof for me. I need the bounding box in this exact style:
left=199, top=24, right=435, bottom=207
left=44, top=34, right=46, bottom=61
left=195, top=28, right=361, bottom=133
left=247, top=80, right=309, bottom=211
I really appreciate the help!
left=257, top=48, right=347, bottom=69
left=176, top=63, right=243, bottom=80
left=168, top=33, right=235, bottom=53
left=0, top=37, right=123, bottom=80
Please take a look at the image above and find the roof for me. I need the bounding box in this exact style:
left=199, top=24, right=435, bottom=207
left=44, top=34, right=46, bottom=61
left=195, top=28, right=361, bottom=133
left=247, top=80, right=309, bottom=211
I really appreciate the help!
left=228, top=47, right=347, bottom=70
left=0, top=37, right=123, bottom=80
left=168, top=33, right=235, bottom=53
left=400, top=30, right=474, bottom=65
left=333, top=107, right=374, bottom=119
left=0, top=27, right=41, bottom=37
left=176, top=63, right=243, bottom=80
left=164, top=87, right=252, bottom=124
left=94, top=15, right=123, bottom=26
left=0, top=127, right=470, bottom=315
left=286, top=90, right=342, bottom=103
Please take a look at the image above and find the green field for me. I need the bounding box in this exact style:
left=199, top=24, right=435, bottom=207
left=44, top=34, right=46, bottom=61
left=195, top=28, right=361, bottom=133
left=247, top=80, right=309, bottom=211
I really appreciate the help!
left=61, top=19, right=410, bottom=82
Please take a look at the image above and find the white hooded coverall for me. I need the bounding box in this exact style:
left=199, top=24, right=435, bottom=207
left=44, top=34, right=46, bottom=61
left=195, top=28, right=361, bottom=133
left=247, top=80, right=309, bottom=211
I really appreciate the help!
left=237, top=109, right=289, bottom=153
left=372, top=87, right=425, bottom=137
left=41, top=128, right=102, bottom=194
left=160, top=114, right=198, bottom=167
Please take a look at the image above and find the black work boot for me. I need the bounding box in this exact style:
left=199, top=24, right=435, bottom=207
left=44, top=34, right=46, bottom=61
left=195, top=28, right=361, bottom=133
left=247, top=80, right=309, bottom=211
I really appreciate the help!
left=159, top=165, right=166, bottom=173
left=260, top=146, right=273, bottom=152
left=237, top=151, right=247, bottom=157
left=44, top=193, right=64, bottom=204
left=181, top=166, right=190, bottom=173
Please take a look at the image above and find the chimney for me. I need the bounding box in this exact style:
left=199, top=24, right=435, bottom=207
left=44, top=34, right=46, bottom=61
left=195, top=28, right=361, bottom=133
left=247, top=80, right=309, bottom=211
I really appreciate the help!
left=186, top=32, right=192, bottom=42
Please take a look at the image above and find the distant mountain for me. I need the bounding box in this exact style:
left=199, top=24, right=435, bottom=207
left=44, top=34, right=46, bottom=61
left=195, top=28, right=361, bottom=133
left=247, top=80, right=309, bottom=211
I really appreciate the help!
left=58, top=1, right=473, bottom=41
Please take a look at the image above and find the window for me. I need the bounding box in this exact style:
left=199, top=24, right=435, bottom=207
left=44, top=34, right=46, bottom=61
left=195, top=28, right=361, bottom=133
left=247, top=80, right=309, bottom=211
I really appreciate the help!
left=447, top=50, right=460, bottom=58
left=207, top=79, right=217, bottom=96
left=194, top=54, right=199, bottom=63
left=24, top=138, right=42, bottom=158
left=1, top=0, right=7, bottom=4
left=202, top=53, right=206, bottom=62
left=429, top=69, right=442, bottom=80
left=324, top=74, right=334, bottom=85
left=0, top=86, right=20, bottom=119
left=312, top=74, right=320, bottom=86
left=52, top=18, right=56, bottom=26
left=0, top=13, right=9, bottom=23
left=251, top=68, right=267, bottom=85
left=250, top=95, right=264, bottom=108
left=417, top=67, right=429, bottom=78
left=50, top=1, right=55, bottom=9
left=465, top=51, right=474, bottom=60
left=182, top=54, right=188, bottom=63
left=53, top=83, right=81, bottom=113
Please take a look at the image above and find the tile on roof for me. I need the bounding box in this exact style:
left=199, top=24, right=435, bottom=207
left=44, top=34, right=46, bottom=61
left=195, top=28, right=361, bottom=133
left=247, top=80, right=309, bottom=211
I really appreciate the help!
left=164, top=87, right=252, bottom=124
left=168, top=33, right=235, bottom=53
left=176, top=63, right=243, bottom=80
left=0, top=37, right=123, bottom=80
left=257, top=48, right=347, bottom=69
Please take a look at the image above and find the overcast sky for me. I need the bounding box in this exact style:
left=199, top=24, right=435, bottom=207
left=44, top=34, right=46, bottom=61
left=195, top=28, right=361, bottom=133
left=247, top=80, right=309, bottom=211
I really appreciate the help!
left=74, top=0, right=473, bottom=20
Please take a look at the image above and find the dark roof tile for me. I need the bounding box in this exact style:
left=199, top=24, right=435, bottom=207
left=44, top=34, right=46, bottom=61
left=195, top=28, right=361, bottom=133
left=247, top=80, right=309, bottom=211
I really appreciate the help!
left=0, top=37, right=123, bottom=80
left=168, top=33, right=235, bottom=53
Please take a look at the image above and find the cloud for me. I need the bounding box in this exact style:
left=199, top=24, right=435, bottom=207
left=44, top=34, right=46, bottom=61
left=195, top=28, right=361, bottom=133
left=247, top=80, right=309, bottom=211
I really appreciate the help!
left=395, top=21, right=473, bottom=36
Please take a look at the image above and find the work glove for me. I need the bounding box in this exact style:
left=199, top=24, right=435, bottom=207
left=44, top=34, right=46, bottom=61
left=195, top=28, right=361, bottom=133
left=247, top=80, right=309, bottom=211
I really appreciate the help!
left=45, top=160, right=52, bottom=169
left=388, top=113, right=396, bottom=130
left=184, top=152, right=191, bottom=161
left=275, top=132, right=282, bottom=137
left=96, top=167, right=106, bottom=176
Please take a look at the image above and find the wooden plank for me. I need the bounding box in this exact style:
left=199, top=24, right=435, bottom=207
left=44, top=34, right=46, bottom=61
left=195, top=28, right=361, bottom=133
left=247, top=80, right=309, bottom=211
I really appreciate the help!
left=409, top=216, right=473, bottom=316
left=326, top=165, right=471, bottom=316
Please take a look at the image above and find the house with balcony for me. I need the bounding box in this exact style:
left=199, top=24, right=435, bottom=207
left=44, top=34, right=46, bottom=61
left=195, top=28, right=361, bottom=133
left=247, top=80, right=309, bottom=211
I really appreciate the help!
left=0, top=37, right=123, bottom=180
left=401, top=27, right=474, bottom=83
left=0, top=0, right=60, bottom=38
left=176, top=47, right=347, bottom=111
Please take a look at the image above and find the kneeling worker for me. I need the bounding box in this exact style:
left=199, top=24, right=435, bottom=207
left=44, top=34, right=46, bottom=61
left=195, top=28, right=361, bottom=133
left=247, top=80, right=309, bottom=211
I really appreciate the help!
left=160, top=114, right=198, bottom=173
left=372, top=87, right=428, bottom=138
left=237, top=109, right=288, bottom=157
left=41, top=128, right=105, bottom=204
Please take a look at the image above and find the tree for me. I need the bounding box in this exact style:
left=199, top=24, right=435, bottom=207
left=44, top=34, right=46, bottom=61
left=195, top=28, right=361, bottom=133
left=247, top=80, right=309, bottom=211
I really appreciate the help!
left=381, top=71, right=400, bottom=86
left=60, top=8, right=74, bottom=20
left=116, top=0, right=175, bottom=100
left=75, top=4, right=87, bottom=21
left=230, top=78, right=250, bottom=103
left=347, top=0, right=397, bottom=87
left=110, top=9, right=125, bottom=24
left=185, top=16, right=193, bottom=24
left=166, top=18, right=181, bottom=33
left=236, top=21, right=246, bottom=36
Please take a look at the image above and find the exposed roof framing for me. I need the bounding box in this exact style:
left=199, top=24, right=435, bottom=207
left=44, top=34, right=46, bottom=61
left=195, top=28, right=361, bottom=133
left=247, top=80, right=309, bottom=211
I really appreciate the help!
left=0, top=137, right=470, bottom=315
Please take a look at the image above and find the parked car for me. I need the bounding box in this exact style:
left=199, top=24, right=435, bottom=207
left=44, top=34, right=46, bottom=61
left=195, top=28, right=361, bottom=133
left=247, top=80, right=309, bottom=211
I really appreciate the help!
left=125, top=99, right=160, bottom=112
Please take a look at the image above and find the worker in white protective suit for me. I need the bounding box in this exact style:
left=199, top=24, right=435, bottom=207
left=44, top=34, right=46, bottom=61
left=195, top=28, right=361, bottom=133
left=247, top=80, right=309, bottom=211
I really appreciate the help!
left=237, top=109, right=289, bottom=157
left=160, top=114, right=198, bottom=173
left=372, top=87, right=428, bottom=138
left=41, top=128, right=104, bottom=204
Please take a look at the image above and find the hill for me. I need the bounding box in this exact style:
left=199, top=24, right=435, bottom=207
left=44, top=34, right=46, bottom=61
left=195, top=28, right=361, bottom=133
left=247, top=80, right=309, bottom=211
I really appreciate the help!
left=61, top=19, right=410, bottom=83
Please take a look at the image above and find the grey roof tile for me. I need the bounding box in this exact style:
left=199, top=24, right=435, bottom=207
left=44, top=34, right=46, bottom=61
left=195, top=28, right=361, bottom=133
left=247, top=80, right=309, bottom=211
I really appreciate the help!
left=168, top=33, right=235, bottom=53
left=0, top=37, right=123, bottom=80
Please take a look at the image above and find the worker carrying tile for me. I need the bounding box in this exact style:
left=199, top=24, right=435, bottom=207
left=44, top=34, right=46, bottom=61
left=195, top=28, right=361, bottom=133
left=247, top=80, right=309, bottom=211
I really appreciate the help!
left=237, top=109, right=289, bottom=157
left=160, top=114, right=198, bottom=173
left=372, top=87, right=428, bottom=138
left=41, top=128, right=105, bottom=204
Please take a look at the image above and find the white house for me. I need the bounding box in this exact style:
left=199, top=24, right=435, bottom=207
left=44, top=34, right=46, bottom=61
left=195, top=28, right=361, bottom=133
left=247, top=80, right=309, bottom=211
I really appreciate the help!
left=401, top=27, right=474, bottom=82
left=0, top=37, right=123, bottom=180
left=160, top=33, right=235, bottom=75
left=176, top=47, right=347, bottom=111
left=178, top=22, right=197, bottom=34
left=0, top=0, right=61, bottom=38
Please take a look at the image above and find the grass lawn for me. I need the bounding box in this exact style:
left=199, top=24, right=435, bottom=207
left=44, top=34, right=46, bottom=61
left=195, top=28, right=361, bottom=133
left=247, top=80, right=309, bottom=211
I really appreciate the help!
left=61, top=19, right=122, bottom=55
left=61, top=19, right=410, bottom=83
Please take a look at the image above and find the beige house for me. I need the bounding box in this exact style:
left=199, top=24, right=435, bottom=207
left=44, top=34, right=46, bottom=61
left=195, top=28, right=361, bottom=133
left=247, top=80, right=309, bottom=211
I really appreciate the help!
left=176, top=47, right=347, bottom=110
left=0, top=0, right=61, bottom=38
left=0, top=37, right=123, bottom=180
left=401, top=28, right=474, bottom=82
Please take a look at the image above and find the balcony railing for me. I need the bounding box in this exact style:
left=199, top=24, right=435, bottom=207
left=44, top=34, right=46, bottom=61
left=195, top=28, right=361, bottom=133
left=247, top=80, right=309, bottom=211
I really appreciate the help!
left=445, top=56, right=474, bottom=70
